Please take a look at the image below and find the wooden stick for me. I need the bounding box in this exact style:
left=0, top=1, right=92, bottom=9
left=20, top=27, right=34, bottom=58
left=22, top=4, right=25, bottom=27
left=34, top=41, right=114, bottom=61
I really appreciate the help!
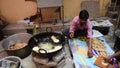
left=114, top=0, right=117, bottom=11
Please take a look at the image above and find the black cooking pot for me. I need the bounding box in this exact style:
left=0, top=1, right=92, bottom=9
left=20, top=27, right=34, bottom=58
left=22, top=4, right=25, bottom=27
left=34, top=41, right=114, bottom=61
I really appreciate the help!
left=28, top=31, right=65, bottom=58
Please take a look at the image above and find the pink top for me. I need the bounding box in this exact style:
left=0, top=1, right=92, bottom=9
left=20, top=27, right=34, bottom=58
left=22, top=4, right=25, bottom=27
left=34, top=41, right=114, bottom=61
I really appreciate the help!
left=69, top=16, right=92, bottom=38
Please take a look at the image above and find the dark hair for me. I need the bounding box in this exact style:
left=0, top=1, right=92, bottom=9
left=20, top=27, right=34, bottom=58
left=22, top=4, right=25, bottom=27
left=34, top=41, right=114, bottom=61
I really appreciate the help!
left=79, top=10, right=89, bottom=21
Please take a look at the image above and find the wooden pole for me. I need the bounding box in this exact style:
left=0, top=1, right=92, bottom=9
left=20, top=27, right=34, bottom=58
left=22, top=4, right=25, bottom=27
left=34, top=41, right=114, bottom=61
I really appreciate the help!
left=114, top=0, right=117, bottom=11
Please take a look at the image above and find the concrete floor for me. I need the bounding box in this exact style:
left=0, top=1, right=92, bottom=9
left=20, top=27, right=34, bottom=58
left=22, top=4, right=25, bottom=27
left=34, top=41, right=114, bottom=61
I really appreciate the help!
left=0, top=21, right=116, bottom=68
left=0, top=21, right=75, bottom=68
left=21, top=26, right=116, bottom=68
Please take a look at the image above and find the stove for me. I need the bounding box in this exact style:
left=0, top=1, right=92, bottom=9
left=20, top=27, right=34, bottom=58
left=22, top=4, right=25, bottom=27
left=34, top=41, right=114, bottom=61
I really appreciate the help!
left=32, top=49, right=66, bottom=68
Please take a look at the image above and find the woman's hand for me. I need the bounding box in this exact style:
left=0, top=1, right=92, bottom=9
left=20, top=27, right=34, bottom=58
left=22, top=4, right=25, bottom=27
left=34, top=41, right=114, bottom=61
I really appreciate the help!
left=104, top=56, right=112, bottom=63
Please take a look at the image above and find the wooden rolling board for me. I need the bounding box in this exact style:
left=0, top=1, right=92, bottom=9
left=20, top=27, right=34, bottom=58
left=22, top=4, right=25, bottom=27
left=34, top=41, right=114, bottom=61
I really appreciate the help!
left=94, top=57, right=108, bottom=68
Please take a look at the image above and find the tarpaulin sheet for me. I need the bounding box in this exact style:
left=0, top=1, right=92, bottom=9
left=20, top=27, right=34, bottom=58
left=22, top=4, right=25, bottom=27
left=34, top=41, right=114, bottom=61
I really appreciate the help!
left=68, top=36, right=114, bottom=68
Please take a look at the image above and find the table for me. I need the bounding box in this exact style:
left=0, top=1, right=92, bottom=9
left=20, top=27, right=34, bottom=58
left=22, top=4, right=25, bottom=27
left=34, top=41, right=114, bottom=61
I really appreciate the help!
left=36, top=0, right=64, bottom=24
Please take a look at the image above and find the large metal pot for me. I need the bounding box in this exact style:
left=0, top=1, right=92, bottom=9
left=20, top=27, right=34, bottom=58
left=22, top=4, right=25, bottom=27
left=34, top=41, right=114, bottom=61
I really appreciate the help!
left=28, top=31, right=65, bottom=58
left=1, top=33, right=32, bottom=59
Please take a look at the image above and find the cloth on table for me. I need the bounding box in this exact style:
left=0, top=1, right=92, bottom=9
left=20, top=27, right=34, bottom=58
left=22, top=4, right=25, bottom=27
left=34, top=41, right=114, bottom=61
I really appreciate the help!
left=68, top=36, right=114, bottom=68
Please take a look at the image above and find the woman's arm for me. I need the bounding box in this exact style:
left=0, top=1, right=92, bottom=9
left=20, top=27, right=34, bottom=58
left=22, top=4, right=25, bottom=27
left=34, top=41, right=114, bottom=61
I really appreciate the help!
left=110, top=51, right=120, bottom=58
left=104, top=51, right=120, bottom=62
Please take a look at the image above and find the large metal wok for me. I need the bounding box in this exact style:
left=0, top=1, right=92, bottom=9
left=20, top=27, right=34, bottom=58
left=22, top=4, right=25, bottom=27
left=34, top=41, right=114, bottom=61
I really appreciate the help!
left=28, top=31, right=65, bottom=58
left=1, top=33, right=32, bottom=59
